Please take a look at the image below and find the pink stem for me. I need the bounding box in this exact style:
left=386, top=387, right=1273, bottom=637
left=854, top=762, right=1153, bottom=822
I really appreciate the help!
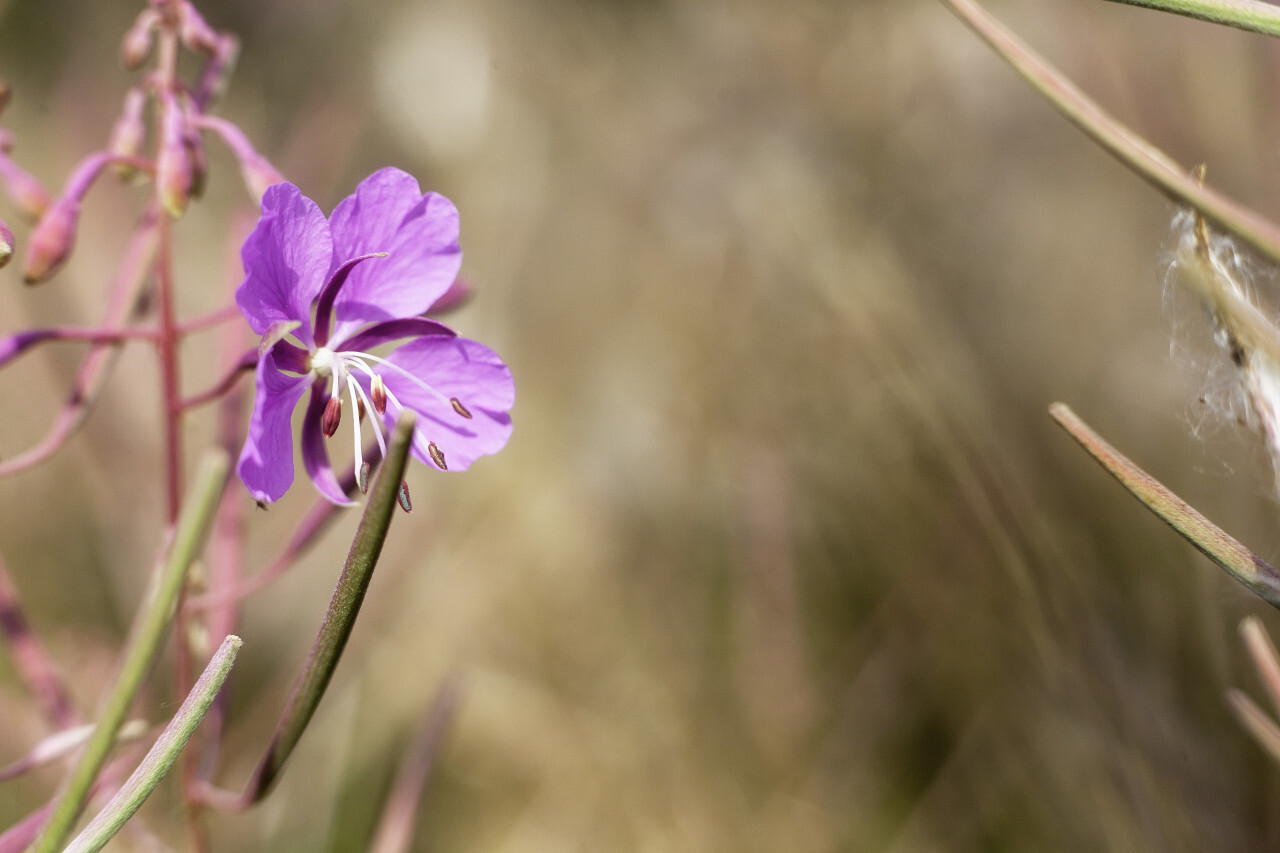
left=0, top=551, right=79, bottom=729
left=178, top=304, right=243, bottom=335
left=196, top=256, right=252, bottom=782
left=179, top=349, right=255, bottom=411
left=0, top=211, right=160, bottom=478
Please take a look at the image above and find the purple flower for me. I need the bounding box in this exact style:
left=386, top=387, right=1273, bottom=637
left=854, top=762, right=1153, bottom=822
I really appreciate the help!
left=235, top=167, right=514, bottom=505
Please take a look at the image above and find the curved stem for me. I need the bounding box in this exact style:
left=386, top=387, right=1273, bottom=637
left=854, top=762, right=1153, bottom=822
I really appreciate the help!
left=180, top=349, right=256, bottom=411
left=939, top=0, right=1280, bottom=266
left=178, top=304, right=244, bottom=336
left=0, top=211, right=159, bottom=478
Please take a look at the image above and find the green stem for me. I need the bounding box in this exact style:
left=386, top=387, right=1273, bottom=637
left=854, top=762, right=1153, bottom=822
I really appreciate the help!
left=62, top=635, right=243, bottom=853
left=1104, top=0, right=1280, bottom=37
left=29, top=450, right=229, bottom=853
left=938, top=0, right=1280, bottom=267
left=233, top=412, right=416, bottom=805
left=1049, top=403, right=1280, bottom=608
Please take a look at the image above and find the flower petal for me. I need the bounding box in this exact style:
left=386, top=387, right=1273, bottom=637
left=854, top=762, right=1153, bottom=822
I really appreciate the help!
left=374, top=335, right=514, bottom=472
left=235, top=182, right=332, bottom=345
left=339, top=317, right=456, bottom=354
left=301, top=382, right=358, bottom=506
left=237, top=351, right=310, bottom=504
left=327, top=168, right=462, bottom=344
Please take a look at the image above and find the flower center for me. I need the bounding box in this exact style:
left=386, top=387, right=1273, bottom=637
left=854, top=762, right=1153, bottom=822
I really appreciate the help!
left=309, top=344, right=460, bottom=492
left=309, top=346, right=337, bottom=376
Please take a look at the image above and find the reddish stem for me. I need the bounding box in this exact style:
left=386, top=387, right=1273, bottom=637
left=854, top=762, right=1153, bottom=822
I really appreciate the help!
left=0, top=551, right=79, bottom=729
left=178, top=303, right=242, bottom=336
left=179, top=349, right=255, bottom=411
left=0, top=212, right=160, bottom=478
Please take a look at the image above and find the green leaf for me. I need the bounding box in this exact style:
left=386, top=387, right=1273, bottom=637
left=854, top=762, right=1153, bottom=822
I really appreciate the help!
left=63, top=635, right=243, bottom=853
left=1104, top=0, right=1280, bottom=38
left=30, top=450, right=229, bottom=853
left=235, top=411, right=417, bottom=804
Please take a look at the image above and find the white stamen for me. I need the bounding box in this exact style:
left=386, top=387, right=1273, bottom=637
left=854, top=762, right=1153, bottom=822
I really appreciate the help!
left=335, top=349, right=455, bottom=410
left=348, top=374, right=389, bottom=463
left=346, top=373, right=364, bottom=475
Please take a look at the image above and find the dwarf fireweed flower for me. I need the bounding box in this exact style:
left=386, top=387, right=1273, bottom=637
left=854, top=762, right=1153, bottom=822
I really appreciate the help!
left=236, top=167, right=514, bottom=505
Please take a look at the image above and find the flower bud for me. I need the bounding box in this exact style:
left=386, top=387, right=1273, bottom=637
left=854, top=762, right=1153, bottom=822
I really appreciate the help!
left=0, top=155, right=51, bottom=220
left=177, top=1, right=219, bottom=54
left=109, top=89, right=148, bottom=180
left=156, top=94, right=192, bottom=217
left=321, top=396, right=342, bottom=438
left=195, top=36, right=239, bottom=108
left=121, top=9, right=159, bottom=69
left=23, top=197, right=80, bottom=284
left=240, top=153, right=285, bottom=203
left=0, top=217, right=13, bottom=269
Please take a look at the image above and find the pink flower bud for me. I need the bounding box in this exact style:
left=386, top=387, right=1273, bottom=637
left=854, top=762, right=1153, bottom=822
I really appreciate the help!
left=109, top=89, right=148, bottom=179
left=121, top=9, right=159, bottom=69
left=0, top=217, right=13, bottom=269
left=241, top=154, right=285, bottom=203
left=177, top=1, right=219, bottom=54
left=195, top=36, right=239, bottom=108
left=156, top=94, right=192, bottom=217
left=0, top=154, right=51, bottom=221
left=22, top=197, right=80, bottom=284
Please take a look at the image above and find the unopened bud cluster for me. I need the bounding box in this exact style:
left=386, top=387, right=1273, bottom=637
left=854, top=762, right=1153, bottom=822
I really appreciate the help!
left=0, top=0, right=283, bottom=286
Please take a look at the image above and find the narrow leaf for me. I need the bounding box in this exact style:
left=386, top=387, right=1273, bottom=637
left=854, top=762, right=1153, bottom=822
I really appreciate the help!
left=236, top=411, right=416, bottom=804
left=1104, top=0, right=1280, bottom=38
left=1049, top=403, right=1280, bottom=608
left=29, top=450, right=229, bottom=853
left=63, top=635, right=242, bottom=853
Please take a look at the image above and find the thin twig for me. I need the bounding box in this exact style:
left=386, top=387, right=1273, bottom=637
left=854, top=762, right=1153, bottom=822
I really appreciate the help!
left=938, top=0, right=1280, bottom=267
left=1049, top=403, right=1280, bottom=608
left=0, top=550, right=79, bottom=728
left=0, top=209, right=159, bottom=477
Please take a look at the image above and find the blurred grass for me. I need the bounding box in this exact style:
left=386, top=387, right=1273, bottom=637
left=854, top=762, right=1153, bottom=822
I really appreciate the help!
left=1, top=0, right=1280, bottom=850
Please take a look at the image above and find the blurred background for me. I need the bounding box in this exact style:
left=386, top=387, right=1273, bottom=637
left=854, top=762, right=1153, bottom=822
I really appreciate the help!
left=2, top=0, right=1280, bottom=849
